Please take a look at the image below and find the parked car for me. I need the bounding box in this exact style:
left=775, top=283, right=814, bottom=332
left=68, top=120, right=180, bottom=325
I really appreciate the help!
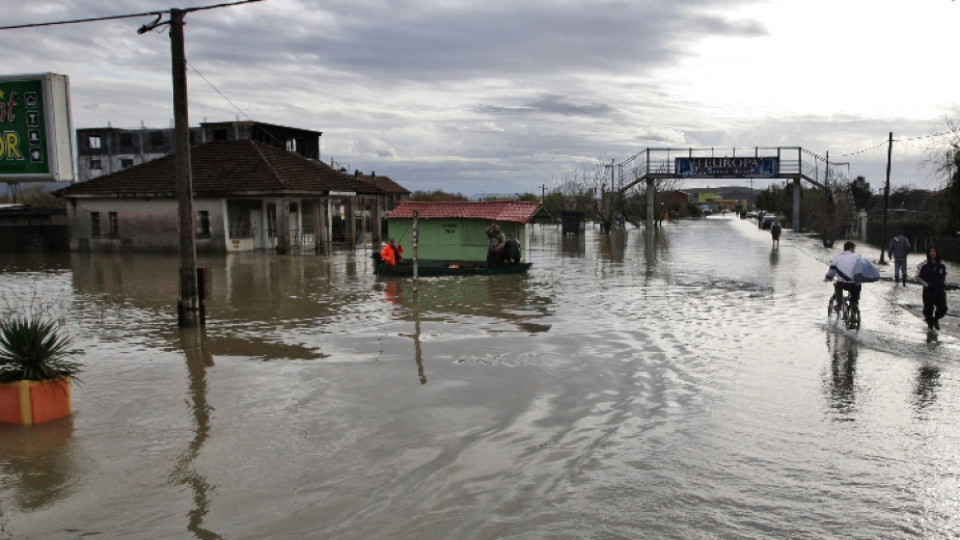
left=761, top=215, right=785, bottom=230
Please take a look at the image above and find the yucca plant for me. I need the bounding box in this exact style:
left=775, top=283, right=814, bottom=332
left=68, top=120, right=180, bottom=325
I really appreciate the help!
left=0, top=316, right=82, bottom=383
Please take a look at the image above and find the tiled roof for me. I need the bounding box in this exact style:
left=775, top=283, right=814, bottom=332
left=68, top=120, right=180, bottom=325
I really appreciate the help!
left=59, top=140, right=386, bottom=198
left=356, top=173, right=410, bottom=194
left=386, top=200, right=544, bottom=223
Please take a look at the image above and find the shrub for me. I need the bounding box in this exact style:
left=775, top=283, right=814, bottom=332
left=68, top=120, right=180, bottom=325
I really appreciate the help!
left=0, top=316, right=82, bottom=383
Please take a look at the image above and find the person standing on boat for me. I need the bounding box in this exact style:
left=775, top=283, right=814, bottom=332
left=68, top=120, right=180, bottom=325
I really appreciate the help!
left=392, top=239, right=404, bottom=263
left=381, top=238, right=400, bottom=265
left=486, top=222, right=505, bottom=266
left=503, top=233, right=521, bottom=264
left=916, top=246, right=948, bottom=331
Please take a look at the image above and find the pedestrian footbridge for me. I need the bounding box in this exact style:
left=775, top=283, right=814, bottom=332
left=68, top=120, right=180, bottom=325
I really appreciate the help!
left=612, top=147, right=838, bottom=230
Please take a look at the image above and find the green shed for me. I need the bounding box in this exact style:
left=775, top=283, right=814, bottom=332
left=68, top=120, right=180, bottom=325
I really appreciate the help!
left=385, top=201, right=545, bottom=263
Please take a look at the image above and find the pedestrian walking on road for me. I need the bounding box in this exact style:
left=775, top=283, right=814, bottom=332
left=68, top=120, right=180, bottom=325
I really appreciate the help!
left=888, top=230, right=911, bottom=286
left=771, top=220, right=782, bottom=247
left=917, top=246, right=948, bottom=331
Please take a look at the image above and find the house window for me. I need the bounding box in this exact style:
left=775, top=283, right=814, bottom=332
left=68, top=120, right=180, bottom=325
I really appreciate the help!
left=197, top=210, right=211, bottom=238
left=227, top=200, right=258, bottom=239
left=90, top=159, right=102, bottom=170
left=88, top=135, right=101, bottom=149
left=120, top=158, right=134, bottom=169
left=266, top=203, right=277, bottom=238
left=108, top=212, right=119, bottom=238
left=150, top=131, right=165, bottom=147
left=119, top=133, right=133, bottom=147
left=285, top=138, right=297, bottom=152
left=90, top=212, right=101, bottom=238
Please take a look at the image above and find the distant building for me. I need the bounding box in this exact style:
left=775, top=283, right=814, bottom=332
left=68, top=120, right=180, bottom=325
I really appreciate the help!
left=665, top=190, right=690, bottom=206
left=0, top=204, right=68, bottom=252
left=76, top=121, right=323, bottom=182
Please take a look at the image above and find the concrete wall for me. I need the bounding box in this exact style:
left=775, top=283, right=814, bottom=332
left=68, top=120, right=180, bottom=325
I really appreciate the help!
left=66, top=198, right=227, bottom=253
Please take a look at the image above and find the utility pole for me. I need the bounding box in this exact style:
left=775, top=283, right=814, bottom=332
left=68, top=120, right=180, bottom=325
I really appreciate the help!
left=539, top=184, right=547, bottom=203
left=879, top=132, right=893, bottom=265
left=170, top=9, right=202, bottom=327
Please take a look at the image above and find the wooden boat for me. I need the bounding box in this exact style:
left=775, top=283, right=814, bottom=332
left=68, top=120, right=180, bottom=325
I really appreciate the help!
left=374, top=254, right=531, bottom=277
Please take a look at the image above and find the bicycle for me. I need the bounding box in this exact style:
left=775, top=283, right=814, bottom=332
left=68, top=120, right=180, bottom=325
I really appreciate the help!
left=828, top=289, right=860, bottom=330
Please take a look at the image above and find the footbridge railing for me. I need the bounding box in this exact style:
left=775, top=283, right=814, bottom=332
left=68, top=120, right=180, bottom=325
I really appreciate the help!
left=614, top=146, right=832, bottom=230
left=616, top=146, right=829, bottom=191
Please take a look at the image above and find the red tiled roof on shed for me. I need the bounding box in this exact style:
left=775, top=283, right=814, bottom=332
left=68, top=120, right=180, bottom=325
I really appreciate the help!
left=387, top=201, right=543, bottom=223
left=59, top=140, right=383, bottom=198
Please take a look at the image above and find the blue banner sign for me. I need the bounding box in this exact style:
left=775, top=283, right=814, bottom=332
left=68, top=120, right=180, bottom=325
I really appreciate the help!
left=675, top=157, right=778, bottom=179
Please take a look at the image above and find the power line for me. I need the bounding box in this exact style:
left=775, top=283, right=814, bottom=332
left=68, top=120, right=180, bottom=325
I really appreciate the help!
left=187, top=61, right=254, bottom=122
left=0, top=1, right=263, bottom=31
left=837, top=128, right=960, bottom=157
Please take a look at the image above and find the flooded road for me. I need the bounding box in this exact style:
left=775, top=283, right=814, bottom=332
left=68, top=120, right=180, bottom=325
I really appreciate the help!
left=2, top=216, right=960, bottom=539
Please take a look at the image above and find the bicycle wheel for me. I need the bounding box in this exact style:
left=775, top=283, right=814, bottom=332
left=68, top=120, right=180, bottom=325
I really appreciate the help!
left=847, top=303, right=860, bottom=330
left=828, top=295, right=839, bottom=318
left=841, top=299, right=850, bottom=326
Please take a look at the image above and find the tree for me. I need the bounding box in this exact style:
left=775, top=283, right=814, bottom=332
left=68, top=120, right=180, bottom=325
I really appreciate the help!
left=948, top=149, right=960, bottom=233
left=410, top=190, right=467, bottom=202
left=850, top=176, right=872, bottom=210
left=925, top=117, right=960, bottom=234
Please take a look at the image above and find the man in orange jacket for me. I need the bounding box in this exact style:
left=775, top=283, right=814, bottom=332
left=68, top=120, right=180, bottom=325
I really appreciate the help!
left=380, top=238, right=403, bottom=265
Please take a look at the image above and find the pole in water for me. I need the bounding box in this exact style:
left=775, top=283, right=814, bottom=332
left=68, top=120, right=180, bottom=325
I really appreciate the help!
left=412, top=211, right=419, bottom=293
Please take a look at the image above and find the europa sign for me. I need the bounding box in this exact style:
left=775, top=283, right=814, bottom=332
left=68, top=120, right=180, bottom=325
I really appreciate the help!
left=675, top=157, right=778, bottom=179
left=0, top=73, right=75, bottom=182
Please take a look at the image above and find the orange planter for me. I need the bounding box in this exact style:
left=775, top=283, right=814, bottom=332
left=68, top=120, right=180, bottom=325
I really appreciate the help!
left=0, top=377, right=72, bottom=425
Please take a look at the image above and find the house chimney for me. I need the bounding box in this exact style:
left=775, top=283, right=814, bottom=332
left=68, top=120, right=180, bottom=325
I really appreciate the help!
left=355, top=169, right=360, bottom=177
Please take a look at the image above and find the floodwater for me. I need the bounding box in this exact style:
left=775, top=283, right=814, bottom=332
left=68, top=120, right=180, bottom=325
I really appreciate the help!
left=2, top=216, right=960, bottom=539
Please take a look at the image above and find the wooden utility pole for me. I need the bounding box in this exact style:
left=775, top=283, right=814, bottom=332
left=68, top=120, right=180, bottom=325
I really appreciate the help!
left=170, top=8, right=202, bottom=327
left=412, top=211, right=419, bottom=290
left=879, top=132, right=893, bottom=265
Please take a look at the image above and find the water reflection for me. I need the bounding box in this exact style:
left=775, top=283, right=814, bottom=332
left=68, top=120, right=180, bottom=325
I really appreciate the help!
left=913, top=364, right=941, bottom=413
left=560, top=235, right=585, bottom=258
left=769, top=246, right=780, bottom=267
left=400, top=289, right=426, bottom=385
left=169, top=328, right=221, bottom=540
left=0, top=417, right=75, bottom=511
left=382, top=275, right=551, bottom=335
left=642, top=228, right=669, bottom=282
left=386, top=280, right=426, bottom=383
left=598, top=230, right=627, bottom=263
left=824, top=332, right=858, bottom=418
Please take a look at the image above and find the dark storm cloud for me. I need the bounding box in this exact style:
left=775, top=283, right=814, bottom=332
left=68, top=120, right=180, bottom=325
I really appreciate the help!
left=177, top=0, right=768, bottom=81
left=0, top=0, right=779, bottom=194
left=475, top=94, right=613, bottom=117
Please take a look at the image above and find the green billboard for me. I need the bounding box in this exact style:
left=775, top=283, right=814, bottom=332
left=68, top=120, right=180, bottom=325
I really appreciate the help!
left=0, top=73, right=75, bottom=182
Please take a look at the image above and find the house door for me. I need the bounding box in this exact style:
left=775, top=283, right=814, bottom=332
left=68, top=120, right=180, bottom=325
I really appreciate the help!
left=250, top=210, right=264, bottom=250
left=288, top=202, right=300, bottom=246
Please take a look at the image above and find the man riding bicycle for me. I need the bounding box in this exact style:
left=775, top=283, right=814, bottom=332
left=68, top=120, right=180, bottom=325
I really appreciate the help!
left=824, top=241, right=862, bottom=309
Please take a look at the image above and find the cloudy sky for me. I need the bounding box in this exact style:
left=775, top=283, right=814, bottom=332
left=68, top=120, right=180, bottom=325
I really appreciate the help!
left=3, top=0, right=958, bottom=195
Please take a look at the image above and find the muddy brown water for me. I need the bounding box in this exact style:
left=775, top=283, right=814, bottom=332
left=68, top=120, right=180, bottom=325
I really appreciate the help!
left=2, top=216, right=959, bottom=539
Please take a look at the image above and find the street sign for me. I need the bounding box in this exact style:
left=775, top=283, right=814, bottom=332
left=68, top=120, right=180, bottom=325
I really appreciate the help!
left=0, top=73, right=75, bottom=182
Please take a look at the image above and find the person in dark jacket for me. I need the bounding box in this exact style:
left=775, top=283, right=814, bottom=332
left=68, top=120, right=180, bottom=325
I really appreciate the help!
left=888, top=230, right=911, bottom=286
left=770, top=220, right=782, bottom=247
left=503, top=233, right=521, bottom=264
left=916, top=246, right=948, bottom=330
